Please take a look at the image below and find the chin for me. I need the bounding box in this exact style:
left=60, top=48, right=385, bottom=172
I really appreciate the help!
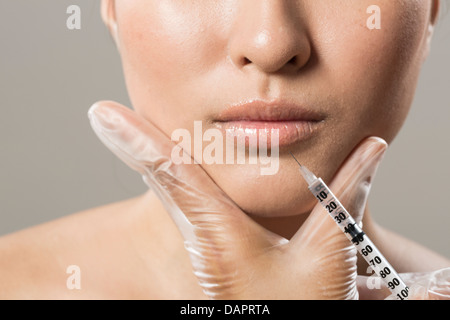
left=202, top=163, right=317, bottom=217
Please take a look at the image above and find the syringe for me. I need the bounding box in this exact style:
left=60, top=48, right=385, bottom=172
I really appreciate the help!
left=290, top=152, right=409, bottom=300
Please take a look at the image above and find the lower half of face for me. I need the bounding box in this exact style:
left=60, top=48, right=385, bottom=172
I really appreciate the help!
left=114, top=0, right=432, bottom=217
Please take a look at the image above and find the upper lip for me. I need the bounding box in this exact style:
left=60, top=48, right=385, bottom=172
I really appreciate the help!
left=214, top=99, right=325, bottom=122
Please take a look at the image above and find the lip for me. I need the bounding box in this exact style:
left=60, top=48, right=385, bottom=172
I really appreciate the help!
left=213, top=99, right=325, bottom=148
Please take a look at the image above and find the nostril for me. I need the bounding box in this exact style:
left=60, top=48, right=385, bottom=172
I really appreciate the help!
left=243, top=57, right=252, bottom=65
left=243, top=56, right=296, bottom=66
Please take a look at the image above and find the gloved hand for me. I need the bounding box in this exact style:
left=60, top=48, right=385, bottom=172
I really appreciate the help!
left=394, top=268, right=450, bottom=300
left=88, top=100, right=388, bottom=300
left=357, top=267, right=450, bottom=300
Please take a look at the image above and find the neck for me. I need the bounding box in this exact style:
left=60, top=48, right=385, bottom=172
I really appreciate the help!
left=142, top=188, right=379, bottom=276
left=144, top=185, right=377, bottom=243
left=247, top=212, right=311, bottom=239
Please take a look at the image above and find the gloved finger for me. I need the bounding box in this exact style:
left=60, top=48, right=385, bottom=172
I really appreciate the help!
left=288, top=137, right=387, bottom=299
left=356, top=275, right=391, bottom=300
left=394, top=268, right=450, bottom=300
left=291, top=137, right=387, bottom=246
left=328, top=137, right=388, bottom=225
left=88, top=101, right=281, bottom=249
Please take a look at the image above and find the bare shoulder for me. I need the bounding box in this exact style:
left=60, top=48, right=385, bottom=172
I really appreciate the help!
left=0, top=194, right=154, bottom=299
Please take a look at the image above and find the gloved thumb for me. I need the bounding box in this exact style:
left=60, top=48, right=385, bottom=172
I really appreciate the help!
left=88, top=101, right=278, bottom=249
left=291, top=137, right=388, bottom=246
left=328, top=137, right=388, bottom=225
left=288, top=137, right=387, bottom=299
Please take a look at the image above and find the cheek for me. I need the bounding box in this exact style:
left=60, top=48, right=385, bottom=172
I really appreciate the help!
left=115, top=2, right=224, bottom=133
left=296, top=0, right=431, bottom=188
left=317, top=1, right=429, bottom=143
left=118, top=2, right=205, bottom=79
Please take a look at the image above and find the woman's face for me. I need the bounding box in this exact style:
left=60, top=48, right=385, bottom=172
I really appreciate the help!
left=104, top=0, right=437, bottom=218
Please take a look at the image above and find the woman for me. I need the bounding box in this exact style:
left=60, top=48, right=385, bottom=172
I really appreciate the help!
left=0, top=0, right=449, bottom=299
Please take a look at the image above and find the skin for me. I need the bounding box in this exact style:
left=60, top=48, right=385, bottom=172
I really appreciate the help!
left=0, top=0, right=449, bottom=299
left=110, top=0, right=434, bottom=223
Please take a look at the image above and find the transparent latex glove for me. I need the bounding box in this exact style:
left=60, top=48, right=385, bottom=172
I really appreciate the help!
left=407, top=268, right=450, bottom=300
left=358, top=267, right=450, bottom=300
left=88, top=101, right=388, bottom=300
left=392, top=268, right=450, bottom=300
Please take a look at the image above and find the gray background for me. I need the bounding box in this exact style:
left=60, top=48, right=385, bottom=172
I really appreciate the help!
left=1, top=1, right=449, bottom=258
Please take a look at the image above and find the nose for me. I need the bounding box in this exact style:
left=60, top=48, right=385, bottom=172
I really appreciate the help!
left=229, top=1, right=311, bottom=74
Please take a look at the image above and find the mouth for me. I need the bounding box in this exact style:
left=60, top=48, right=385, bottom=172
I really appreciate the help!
left=213, top=99, right=326, bottom=148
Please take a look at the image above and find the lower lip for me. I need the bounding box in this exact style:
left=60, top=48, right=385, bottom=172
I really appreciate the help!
left=213, top=120, right=323, bottom=148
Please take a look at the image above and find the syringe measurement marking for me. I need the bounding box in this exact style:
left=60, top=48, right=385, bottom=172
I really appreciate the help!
left=315, top=184, right=366, bottom=245
left=310, top=178, right=409, bottom=300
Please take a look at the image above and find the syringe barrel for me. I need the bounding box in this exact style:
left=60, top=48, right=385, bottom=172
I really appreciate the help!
left=308, top=178, right=409, bottom=300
